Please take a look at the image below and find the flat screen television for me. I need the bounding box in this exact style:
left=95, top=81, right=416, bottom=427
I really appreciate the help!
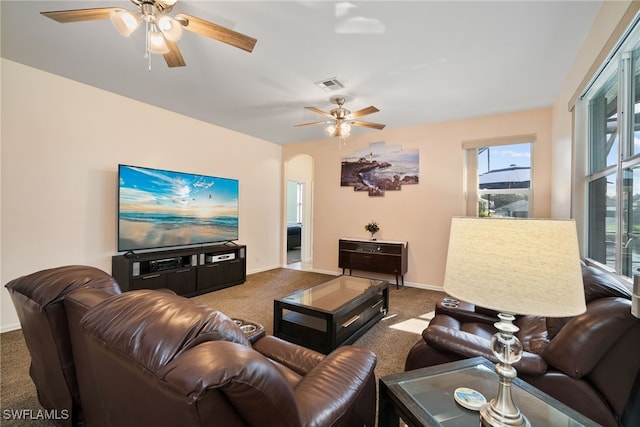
left=118, top=164, right=239, bottom=252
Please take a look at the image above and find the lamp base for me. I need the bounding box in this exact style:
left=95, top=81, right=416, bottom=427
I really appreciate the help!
left=479, top=400, right=531, bottom=427
left=480, top=313, right=530, bottom=427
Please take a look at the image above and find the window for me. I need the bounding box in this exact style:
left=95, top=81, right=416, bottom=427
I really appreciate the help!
left=464, top=137, right=533, bottom=218
left=287, top=180, right=304, bottom=224
left=296, top=182, right=304, bottom=224
left=581, top=16, right=640, bottom=278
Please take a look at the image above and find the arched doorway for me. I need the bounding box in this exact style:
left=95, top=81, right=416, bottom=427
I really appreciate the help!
left=284, top=154, right=313, bottom=270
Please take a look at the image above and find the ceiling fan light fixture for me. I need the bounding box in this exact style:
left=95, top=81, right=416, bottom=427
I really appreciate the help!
left=325, top=121, right=351, bottom=138
left=297, top=97, right=383, bottom=141
left=325, top=124, right=337, bottom=137
left=157, top=15, right=183, bottom=42
left=157, top=0, right=178, bottom=8
left=110, top=9, right=141, bottom=37
left=148, top=27, right=170, bottom=54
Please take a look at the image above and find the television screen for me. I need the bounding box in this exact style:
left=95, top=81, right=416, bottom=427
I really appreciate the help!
left=118, top=164, right=239, bottom=252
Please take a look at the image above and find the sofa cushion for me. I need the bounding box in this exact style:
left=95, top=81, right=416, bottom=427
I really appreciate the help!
left=546, top=264, right=632, bottom=339
left=424, top=315, right=548, bottom=375
left=542, top=298, right=636, bottom=378
left=81, top=290, right=249, bottom=373
left=581, top=264, right=631, bottom=302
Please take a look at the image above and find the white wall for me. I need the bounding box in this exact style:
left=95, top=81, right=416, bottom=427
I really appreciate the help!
left=1, top=59, right=282, bottom=331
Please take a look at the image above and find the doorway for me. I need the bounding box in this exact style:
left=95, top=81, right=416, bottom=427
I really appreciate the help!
left=284, top=155, right=313, bottom=270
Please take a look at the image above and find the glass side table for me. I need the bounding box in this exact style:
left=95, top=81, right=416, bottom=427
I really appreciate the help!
left=379, top=357, right=599, bottom=427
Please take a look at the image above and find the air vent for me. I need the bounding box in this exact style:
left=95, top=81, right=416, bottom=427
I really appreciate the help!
left=315, top=77, right=345, bottom=91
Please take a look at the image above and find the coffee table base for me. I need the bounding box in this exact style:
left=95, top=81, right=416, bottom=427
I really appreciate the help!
left=274, top=276, right=389, bottom=354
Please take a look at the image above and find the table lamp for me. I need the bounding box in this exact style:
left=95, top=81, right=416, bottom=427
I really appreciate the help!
left=443, top=217, right=586, bottom=427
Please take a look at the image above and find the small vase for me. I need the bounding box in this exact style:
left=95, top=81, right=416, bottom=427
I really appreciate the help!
left=370, top=232, right=377, bottom=241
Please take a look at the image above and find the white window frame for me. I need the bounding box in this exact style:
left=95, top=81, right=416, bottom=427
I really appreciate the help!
left=463, top=134, right=536, bottom=217
left=576, top=11, right=640, bottom=280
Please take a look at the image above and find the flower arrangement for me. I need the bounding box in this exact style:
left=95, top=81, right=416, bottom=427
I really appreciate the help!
left=364, top=220, right=380, bottom=237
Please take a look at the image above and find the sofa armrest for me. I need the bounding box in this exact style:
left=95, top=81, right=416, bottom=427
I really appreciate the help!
left=293, top=345, right=377, bottom=427
left=425, top=316, right=547, bottom=376
left=252, top=335, right=325, bottom=376
left=160, top=340, right=301, bottom=427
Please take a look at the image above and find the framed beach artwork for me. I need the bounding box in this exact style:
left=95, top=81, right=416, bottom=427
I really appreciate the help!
left=341, top=141, right=419, bottom=196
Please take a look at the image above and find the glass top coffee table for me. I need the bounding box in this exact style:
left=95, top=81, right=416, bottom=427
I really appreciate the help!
left=379, top=357, right=599, bottom=427
left=274, top=275, right=388, bottom=354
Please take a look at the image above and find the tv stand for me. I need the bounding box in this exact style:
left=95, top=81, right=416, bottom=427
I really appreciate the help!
left=112, top=243, right=246, bottom=296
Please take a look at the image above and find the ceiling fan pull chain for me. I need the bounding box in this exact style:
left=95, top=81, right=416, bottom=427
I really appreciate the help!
left=145, top=19, right=152, bottom=71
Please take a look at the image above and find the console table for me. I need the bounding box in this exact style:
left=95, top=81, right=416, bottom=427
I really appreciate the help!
left=338, top=238, right=408, bottom=289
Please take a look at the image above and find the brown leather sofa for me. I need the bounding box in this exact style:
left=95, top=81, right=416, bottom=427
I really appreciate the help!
left=6, top=265, right=377, bottom=427
left=404, top=263, right=640, bottom=427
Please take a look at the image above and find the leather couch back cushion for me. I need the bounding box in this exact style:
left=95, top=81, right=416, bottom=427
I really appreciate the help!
left=81, top=290, right=249, bottom=373
left=515, top=315, right=550, bottom=354
left=5, top=265, right=121, bottom=306
left=542, top=298, right=636, bottom=378
left=546, top=264, right=632, bottom=339
left=581, top=265, right=631, bottom=303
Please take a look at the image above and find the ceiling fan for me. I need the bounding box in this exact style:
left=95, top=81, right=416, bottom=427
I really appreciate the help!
left=40, top=0, right=257, bottom=68
left=295, top=97, right=385, bottom=138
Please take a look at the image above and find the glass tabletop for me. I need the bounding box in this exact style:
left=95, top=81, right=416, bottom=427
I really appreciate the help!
left=278, top=275, right=386, bottom=312
left=384, top=358, right=598, bottom=427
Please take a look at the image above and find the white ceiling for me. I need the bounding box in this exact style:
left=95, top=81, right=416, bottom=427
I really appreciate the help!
left=1, top=1, right=602, bottom=145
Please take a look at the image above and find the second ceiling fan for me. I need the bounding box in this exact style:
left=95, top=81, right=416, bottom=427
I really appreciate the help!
left=295, top=97, right=385, bottom=138
left=40, top=0, right=257, bottom=68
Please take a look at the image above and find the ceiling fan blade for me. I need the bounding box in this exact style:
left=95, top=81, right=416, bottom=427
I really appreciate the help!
left=350, top=106, right=380, bottom=119
left=294, top=121, right=328, bottom=127
left=176, top=14, right=257, bottom=53
left=164, top=41, right=186, bottom=67
left=352, top=120, right=386, bottom=130
left=41, top=8, right=119, bottom=23
left=304, top=106, right=334, bottom=119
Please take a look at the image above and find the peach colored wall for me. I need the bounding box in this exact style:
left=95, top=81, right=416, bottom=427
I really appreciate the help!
left=283, top=108, right=552, bottom=288
left=1, top=60, right=282, bottom=331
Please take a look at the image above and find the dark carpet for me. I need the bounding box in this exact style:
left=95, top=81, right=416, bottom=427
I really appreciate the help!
left=1, top=268, right=442, bottom=426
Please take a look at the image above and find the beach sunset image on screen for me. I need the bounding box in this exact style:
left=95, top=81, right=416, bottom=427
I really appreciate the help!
left=118, top=165, right=239, bottom=252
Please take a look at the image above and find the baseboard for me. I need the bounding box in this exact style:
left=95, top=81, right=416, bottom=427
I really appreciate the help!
left=248, top=265, right=282, bottom=275
left=305, top=267, right=340, bottom=276
left=403, top=281, right=445, bottom=292
left=1, top=322, right=21, bottom=333
left=278, top=265, right=445, bottom=293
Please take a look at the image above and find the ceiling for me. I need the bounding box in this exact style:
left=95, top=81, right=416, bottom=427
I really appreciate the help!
left=1, top=1, right=602, bottom=145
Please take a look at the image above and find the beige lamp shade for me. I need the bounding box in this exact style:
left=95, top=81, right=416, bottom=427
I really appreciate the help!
left=443, top=217, right=586, bottom=317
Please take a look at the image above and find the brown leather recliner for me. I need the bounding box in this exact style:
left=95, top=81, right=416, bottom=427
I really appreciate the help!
left=404, top=264, right=640, bottom=427
left=6, top=266, right=377, bottom=427
left=4, top=265, right=121, bottom=427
